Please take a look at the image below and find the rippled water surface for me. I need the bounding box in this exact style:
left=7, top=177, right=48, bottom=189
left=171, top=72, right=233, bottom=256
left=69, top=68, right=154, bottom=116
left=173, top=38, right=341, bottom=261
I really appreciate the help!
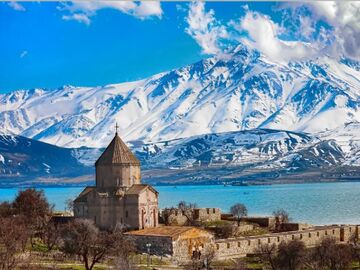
left=1, top=182, right=360, bottom=225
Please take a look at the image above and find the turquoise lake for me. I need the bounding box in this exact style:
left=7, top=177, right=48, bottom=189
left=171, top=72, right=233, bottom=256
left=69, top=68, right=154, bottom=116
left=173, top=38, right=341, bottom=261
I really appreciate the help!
left=1, top=182, right=359, bottom=225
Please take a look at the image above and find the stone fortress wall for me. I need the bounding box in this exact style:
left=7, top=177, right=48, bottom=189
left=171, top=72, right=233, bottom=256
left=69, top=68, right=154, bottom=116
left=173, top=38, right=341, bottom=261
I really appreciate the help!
left=158, top=208, right=360, bottom=260
left=162, top=207, right=221, bottom=226
left=193, top=208, right=221, bottom=222
left=215, top=224, right=359, bottom=259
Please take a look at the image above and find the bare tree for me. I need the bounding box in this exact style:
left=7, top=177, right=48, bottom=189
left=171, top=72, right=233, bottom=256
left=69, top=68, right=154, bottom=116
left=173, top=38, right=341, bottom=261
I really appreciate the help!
left=230, top=203, right=248, bottom=226
left=272, top=209, right=290, bottom=232
left=64, top=198, right=74, bottom=213
left=308, top=237, right=352, bottom=270
left=257, top=240, right=305, bottom=270
left=12, top=188, right=53, bottom=246
left=201, top=245, right=216, bottom=270
left=61, top=219, right=131, bottom=270
left=163, top=201, right=199, bottom=226
left=178, top=201, right=197, bottom=210
left=42, top=221, right=61, bottom=251
left=0, top=202, right=14, bottom=218
left=178, top=201, right=197, bottom=225
left=0, top=217, right=29, bottom=270
left=214, top=222, right=234, bottom=239
left=13, top=188, right=52, bottom=222
left=256, top=243, right=278, bottom=270
left=349, top=233, right=360, bottom=268
left=276, top=240, right=306, bottom=270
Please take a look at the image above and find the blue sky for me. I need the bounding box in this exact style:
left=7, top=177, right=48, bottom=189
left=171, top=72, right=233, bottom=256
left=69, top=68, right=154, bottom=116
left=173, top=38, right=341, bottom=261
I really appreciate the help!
left=1, top=1, right=359, bottom=94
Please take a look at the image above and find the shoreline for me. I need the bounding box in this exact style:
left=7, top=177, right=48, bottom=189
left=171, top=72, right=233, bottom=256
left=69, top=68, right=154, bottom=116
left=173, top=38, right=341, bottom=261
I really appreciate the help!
left=1, top=182, right=360, bottom=225
left=1, top=178, right=360, bottom=189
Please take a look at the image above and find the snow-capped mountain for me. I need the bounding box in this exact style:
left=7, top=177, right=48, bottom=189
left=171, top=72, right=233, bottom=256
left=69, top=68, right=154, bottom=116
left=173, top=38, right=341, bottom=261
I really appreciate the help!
left=133, top=129, right=342, bottom=169
left=0, top=128, right=345, bottom=186
left=1, top=44, right=360, bottom=158
left=0, top=132, right=92, bottom=186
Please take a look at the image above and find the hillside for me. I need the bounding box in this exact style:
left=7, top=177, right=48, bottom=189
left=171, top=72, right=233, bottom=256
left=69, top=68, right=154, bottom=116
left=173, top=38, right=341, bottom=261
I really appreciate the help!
left=0, top=133, right=93, bottom=187
left=1, top=44, right=360, bottom=154
left=2, top=43, right=360, bottom=185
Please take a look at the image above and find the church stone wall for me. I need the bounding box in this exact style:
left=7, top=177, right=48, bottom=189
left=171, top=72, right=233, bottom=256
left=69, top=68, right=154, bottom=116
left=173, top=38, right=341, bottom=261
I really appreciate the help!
left=84, top=192, right=123, bottom=229
left=138, top=189, right=159, bottom=228
left=74, top=132, right=158, bottom=231
left=124, top=195, right=141, bottom=229
left=74, top=202, right=88, bottom=218
left=96, top=164, right=141, bottom=190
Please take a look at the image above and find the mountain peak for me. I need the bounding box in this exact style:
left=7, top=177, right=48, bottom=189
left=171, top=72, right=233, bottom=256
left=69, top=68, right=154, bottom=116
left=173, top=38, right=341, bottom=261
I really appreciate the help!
left=1, top=46, right=360, bottom=153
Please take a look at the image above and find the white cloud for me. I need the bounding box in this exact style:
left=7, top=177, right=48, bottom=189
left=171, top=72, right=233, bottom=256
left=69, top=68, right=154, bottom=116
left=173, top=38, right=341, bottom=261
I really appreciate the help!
left=285, top=2, right=360, bottom=60
left=299, top=15, right=316, bottom=40
left=236, top=11, right=318, bottom=62
left=134, top=1, right=163, bottom=18
left=184, top=2, right=322, bottom=62
left=185, top=2, right=228, bottom=55
left=60, top=1, right=162, bottom=25
left=20, top=50, right=28, bottom=58
left=8, top=2, right=25, bottom=12
left=62, top=13, right=91, bottom=26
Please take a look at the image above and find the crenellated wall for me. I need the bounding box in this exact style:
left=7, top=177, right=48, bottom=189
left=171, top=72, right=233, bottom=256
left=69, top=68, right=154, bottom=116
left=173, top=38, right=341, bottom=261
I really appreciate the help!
left=162, top=207, right=221, bottom=226
left=215, top=225, right=360, bottom=259
left=194, top=208, right=221, bottom=222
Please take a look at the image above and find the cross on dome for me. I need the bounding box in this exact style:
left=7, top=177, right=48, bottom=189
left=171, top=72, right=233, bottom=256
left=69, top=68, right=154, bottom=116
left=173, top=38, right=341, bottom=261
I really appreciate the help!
left=115, top=122, right=119, bottom=135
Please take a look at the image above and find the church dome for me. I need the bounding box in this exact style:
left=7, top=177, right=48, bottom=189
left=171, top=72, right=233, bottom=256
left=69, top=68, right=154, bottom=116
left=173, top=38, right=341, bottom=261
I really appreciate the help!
left=95, top=132, right=140, bottom=166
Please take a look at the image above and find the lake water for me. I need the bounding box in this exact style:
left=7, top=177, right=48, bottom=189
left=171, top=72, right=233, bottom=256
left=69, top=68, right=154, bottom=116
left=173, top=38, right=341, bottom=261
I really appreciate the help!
left=1, top=182, right=360, bottom=225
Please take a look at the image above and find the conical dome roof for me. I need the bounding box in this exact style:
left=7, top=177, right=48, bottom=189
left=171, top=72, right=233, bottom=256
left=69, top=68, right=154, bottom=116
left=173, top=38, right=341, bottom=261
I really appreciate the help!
left=95, top=132, right=140, bottom=166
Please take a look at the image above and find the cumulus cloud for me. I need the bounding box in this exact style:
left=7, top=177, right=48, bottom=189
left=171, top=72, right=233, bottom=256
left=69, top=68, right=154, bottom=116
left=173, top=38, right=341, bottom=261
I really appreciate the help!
left=235, top=11, right=318, bottom=62
left=184, top=2, right=321, bottom=61
left=285, top=2, right=360, bottom=60
left=62, top=13, right=91, bottom=25
left=184, top=2, right=360, bottom=62
left=185, top=2, right=228, bottom=55
left=298, top=15, right=316, bottom=40
left=60, top=1, right=162, bottom=25
left=8, top=1, right=25, bottom=11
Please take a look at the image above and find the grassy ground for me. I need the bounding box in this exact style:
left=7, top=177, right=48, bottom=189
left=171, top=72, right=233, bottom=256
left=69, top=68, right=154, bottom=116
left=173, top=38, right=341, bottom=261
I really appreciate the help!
left=17, top=239, right=360, bottom=270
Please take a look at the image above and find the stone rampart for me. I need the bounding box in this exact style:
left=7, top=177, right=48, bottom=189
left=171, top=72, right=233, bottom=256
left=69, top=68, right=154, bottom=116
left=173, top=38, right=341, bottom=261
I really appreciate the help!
left=162, top=208, right=221, bottom=226
left=215, top=225, right=359, bottom=259
left=194, top=208, right=221, bottom=222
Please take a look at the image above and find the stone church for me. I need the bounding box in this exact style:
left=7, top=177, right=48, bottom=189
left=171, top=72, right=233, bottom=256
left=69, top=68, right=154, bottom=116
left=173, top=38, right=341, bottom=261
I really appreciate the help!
left=74, top=131, right=159, bottom=230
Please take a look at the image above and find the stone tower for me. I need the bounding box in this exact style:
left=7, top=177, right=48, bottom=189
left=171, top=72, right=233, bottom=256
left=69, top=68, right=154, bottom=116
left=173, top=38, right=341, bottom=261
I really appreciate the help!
left=95, top=131, right=141, bottom=190
left=74, top=130, right=158, bottom=230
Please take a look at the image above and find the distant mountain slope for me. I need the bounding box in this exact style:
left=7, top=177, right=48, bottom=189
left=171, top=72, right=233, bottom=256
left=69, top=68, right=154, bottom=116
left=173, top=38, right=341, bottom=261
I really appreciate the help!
left=0, top=128, right=353, bottom=186
left=1, top=44, right=360, bottom=154
left=134, top=129, right=344, bottom=170
left=70, top=129, right=345, bottom=183
left=0, top=133, right=92, bottom=186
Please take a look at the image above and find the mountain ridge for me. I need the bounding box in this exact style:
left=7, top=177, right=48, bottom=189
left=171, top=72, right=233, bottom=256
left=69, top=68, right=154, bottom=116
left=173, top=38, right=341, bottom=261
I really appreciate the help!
left=1, top=44, right=360, bottom=164
left=2, top=128, right=353, bottom=186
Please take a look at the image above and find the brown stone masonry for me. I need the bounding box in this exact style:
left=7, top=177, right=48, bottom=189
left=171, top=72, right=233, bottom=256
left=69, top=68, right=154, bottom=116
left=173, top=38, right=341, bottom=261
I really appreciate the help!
left=215, top=225, right=360, bottom=259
